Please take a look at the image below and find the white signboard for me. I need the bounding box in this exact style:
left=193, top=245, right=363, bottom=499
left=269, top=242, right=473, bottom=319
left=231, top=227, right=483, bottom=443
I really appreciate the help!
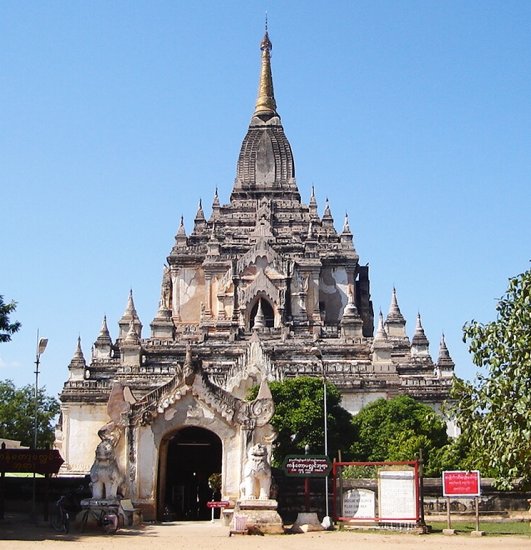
left=342, top=488, right=375, bottom=519
left=378, top=469, right=417, bottom=522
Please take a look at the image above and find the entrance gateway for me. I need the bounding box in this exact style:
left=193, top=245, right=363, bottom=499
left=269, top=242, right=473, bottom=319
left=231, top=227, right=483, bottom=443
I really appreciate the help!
left=56, top=27, right=455, bottom=522
left=159, top=427, right=222, bottom=521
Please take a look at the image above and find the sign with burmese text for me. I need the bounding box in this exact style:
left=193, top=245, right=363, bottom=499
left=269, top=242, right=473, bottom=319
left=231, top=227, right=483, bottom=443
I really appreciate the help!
left=282, top=455, right=331, bottom=477
left=206, top=501, right=230, bottom=509
left=442, top=470, right=481, bottom=497
left=0, top=449, right=64, bottom=474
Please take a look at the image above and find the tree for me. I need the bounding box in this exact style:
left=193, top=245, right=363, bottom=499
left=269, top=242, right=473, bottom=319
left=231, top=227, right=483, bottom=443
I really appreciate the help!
left=249, top=376, right=354, bottom=467
left=0, top=379, right=60, bottom=448
left=451, top=267, right=531, bottom=489
left=349, top=395, right=449, bottom=476
left=428, top=432, right=493, bottom=478
left=0, top=295, right=21, bottom=343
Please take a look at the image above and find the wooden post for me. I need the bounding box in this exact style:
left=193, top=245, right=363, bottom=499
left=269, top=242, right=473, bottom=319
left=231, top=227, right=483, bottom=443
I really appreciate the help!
left=0, top=442, right=5, bottom=520
left=0, top=469, right=4, bottom=520
left=418, top=451, right=426, bottom=528
left=475, top=496, right=480, bottom=532
left=446, top=497, right=451, bottom=530
left=43, top=473, right=50, bottom=522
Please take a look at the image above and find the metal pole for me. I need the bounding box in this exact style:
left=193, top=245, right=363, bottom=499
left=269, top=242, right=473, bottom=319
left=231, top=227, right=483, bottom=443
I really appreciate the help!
left=31, top=332, right=47, bottom=521
left=323, top=369, right=329, bottom=520
left=34, top=351, right=40, bottom=449
left=31, top=331, right=40, bottom=521
left=311, top=347, right=330, bottom=526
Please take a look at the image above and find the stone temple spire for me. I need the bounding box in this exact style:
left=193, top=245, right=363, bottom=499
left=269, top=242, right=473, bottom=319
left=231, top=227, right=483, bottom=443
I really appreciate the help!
left=210, top=188, right=220, bottom=221
left=385, top=288, right=407, bottom=339
left=309, top=186, right=319, bottom=220
left=436, top=334, right=455, bottom=377
left=341, top=284, right=363, bottom=340
left=68, top=336, right=86, bottom=381
left=411, top=313, right=429, bottom=356
left=253, top=299, right=266, bottom=329
left=340, top=212, right=354, bottom=249
left=193, top=199, right=207, bottom=234
left=173, top=216, right=187, bottom=250
left=93, top=315, right=113, bottom=359
left=254, top=21, right=277, bottom=116
left=233, top=26, right=298, bottom=199
left=118, top=290, right=143, bottom=340
left=374, top=310, right=388, bottom=341
left=371, top=311, right=393, bottom=367
left=322, top=198, right=337, bottom=235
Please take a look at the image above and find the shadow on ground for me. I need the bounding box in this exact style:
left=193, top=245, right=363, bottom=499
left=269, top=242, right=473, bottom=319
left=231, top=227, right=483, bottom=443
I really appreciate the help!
left=0, top=513, right=150, bottom=541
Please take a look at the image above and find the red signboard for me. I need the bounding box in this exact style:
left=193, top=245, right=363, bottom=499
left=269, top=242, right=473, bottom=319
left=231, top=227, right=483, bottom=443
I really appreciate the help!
left=442, top=470, right=481, bottom=497
left=206, top=501, right=230, bottom=509
left=282, top=455, right=331, bottom=477
left=0, top=449, right=64, bottom=474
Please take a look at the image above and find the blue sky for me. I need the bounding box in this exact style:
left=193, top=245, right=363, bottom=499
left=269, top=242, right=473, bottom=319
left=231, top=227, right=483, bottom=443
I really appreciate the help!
left=2, top=1, right=530, bottom=399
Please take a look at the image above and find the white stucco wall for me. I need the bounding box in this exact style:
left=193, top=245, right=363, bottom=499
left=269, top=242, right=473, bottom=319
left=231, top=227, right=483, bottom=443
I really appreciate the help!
left=59, top=403, right=108, bottom=475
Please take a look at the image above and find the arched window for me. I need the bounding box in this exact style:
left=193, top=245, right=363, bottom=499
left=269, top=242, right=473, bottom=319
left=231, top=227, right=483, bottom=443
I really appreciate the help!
left=249, top=298, right=274, bottom=329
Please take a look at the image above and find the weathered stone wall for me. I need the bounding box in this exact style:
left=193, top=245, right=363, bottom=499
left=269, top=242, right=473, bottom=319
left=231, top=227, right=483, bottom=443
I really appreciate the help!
left=340, top=392, right=387, bottom=416
left=58, top=403, right=108, bottom=475
left=319, top=266, right=348, bottom=324
left=179, top=267, right=205, bottom=322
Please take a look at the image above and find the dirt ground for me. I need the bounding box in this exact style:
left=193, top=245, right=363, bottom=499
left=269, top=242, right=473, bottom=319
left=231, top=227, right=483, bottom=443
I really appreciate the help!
left=0, top=517, right=530, bottom=550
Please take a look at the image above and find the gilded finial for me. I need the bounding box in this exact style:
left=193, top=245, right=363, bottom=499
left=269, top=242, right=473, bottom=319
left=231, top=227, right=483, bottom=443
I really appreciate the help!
left=254, top=21, right=277, bottom=116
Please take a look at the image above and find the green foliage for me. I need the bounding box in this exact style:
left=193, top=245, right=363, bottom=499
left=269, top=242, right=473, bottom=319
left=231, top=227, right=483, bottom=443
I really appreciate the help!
left=0, top=296, right=21, bottom=343
left=249, top=376, right=354, bottom=467
left=208, top=473, right=222, bottom=491
left=340, top=464, right=377, bottom=480
left=349, top=395, right=449, bottom=476
left=428, top=433, right=491, bottom=476
left=452, top=267, right=531, bottom=489
left=0, top=379, right=60, bottom=448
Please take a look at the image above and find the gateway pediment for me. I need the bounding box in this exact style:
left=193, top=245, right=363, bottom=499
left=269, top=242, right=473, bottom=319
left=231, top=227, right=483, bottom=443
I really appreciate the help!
left=237, top=238, right=284, bottom=276
left=131, top=357, right=274, bottom=430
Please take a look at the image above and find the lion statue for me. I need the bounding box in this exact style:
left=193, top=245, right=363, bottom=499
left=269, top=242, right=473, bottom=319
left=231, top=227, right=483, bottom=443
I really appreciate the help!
left=239, top=443, right=271, bottom=500
left=89, top=439, right=124, bottom=500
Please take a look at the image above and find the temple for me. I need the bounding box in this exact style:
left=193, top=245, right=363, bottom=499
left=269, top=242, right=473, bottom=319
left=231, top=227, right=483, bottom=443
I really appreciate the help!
left=56, top=29, right=454, bottom=522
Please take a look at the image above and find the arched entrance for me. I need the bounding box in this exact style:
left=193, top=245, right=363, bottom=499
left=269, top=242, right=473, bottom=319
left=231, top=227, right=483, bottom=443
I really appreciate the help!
left=250, top=298, right=275, bottom=329
left=159, top=426, right=222, bottom=521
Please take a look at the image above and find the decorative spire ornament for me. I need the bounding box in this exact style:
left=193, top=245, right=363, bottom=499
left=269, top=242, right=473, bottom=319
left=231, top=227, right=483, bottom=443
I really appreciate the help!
left=253, top=299, right=266, bottom=329
left=254, top=22, right=277, bottom=116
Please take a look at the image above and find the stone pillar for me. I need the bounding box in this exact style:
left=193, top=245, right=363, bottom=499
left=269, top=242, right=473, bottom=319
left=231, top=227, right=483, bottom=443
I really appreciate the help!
left=310, top=269, right=321, bottom=323
left=205, top=275, right=212, bottom=318
left=217, top=291, right=226, bottom=320
left=171, top=266, right=181, bottom=322
left=232, top=284, right=239, bottom=321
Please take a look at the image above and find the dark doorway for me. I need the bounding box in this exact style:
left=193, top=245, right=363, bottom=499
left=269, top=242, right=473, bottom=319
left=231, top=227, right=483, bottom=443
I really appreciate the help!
left=250, top=299, right=274, bottom=329
left=160, top=427, right=222, bottom=521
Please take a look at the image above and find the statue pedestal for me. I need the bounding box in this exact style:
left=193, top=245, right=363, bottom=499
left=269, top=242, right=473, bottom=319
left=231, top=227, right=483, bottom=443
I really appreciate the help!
left=79, top=499, right=120, bottom=531
left=233, top=499, right=284, bottom=534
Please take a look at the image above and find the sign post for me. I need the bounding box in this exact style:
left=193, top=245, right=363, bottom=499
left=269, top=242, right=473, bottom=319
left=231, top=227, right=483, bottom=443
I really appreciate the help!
left=206, top=500, right=229, bottom=523
left=283, top=455, right=331, bottom=516
left=282, top=455, right=331, bottom=477
left=442, top=470, right=482, bottom=535
left=0, top=447, right=64, bottom=520
left=0, top=449, right=64, bottom=475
